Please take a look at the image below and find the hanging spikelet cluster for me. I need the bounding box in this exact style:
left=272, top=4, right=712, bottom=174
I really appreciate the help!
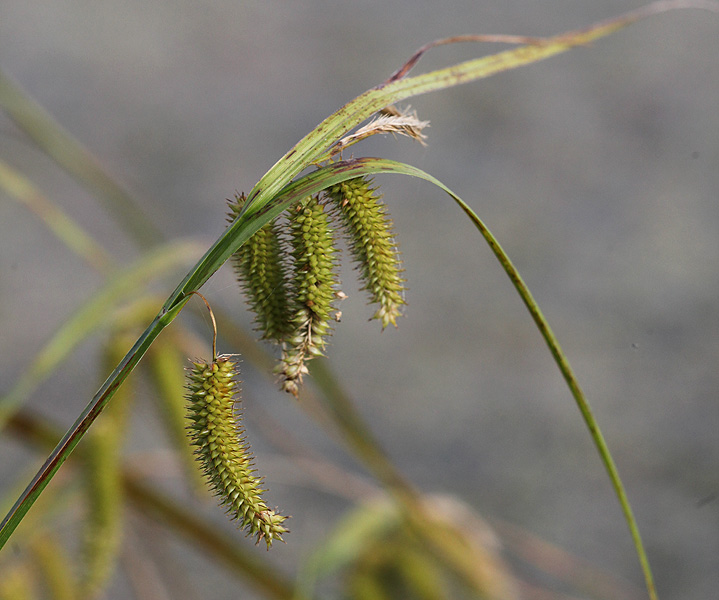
left=228, top=194, right=292, bottom=343
left=325, top=177, right=405, bottom=330
left=228, top=176, right=407, bottom=396
left=279, top=196, right=340, bottom=395
left=185, top=355, right=288, bottom=548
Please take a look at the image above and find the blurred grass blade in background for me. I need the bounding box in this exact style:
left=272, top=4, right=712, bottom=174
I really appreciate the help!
left=0, top=159, right=113, bottom=273
left=0, top=68, right=162, bottom=249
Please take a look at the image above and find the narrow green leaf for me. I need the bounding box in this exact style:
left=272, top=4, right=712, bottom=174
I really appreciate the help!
left=314, top=158, right=659, bottom=600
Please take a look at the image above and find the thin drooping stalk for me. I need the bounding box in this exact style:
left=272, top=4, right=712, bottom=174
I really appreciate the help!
left=289, top=160, right=659, bottom=600
left=453, top=201, right=658, bottom=600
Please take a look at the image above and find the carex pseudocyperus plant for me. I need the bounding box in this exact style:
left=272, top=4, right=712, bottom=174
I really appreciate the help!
left=3, top=4, right=718, bottom=599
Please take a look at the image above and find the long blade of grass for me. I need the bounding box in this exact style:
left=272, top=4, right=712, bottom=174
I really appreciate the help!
left=312, top=159, right=659, bottom=600
left=432, top=186, right=659, bottom=600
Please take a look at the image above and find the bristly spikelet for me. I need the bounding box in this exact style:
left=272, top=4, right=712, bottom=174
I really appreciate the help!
left=185, top=356, right=288, bottom=547
left=228, top=193, right=292, bottom=343
left=279, top=196, right=340, bottom=395
left=325, top=177, right=406, bottom=329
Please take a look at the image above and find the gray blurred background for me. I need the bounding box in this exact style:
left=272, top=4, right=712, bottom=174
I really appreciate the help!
left=1, top=1, right=718, bottom=598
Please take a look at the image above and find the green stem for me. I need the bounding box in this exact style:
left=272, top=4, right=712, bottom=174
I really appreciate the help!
left=317, top=159, right=658, bottom=600
left=0, top=307, right=177, bottom=549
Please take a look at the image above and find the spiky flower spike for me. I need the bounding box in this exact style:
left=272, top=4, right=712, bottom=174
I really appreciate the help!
left=186, top=356, right=288, bottom=547
left=325, top=177, right=406, bottom=329
left=279, top=196, right=340, bottom=395
left=228, top=193, right=292, bottom=343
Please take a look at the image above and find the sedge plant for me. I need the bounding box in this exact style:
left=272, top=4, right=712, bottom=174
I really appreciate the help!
left=2, top=2, right=719, bottom=598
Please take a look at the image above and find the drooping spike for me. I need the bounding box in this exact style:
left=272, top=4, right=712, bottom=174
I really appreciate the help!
left=278, top=196, right=341, bottom=395
left=185, top=355, right=288, bottom=547
left=228, top=193, right=293, bottom=344
left=325, top=177, right=406, bottom=329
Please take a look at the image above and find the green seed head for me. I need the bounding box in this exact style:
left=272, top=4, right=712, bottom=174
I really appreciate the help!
left=185, top=356, right=288, bottom=547
left=325, top=177, right=406, bottom=329
left=279, top=196, right=341, bottom=395
left=228, top=194, right=292, bottom=343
